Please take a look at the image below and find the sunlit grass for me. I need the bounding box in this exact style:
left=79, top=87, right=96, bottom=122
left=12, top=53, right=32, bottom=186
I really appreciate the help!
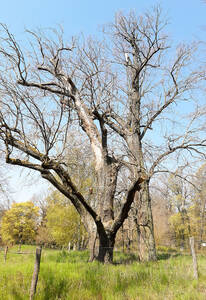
left=0, top=246, right=206, bottom=299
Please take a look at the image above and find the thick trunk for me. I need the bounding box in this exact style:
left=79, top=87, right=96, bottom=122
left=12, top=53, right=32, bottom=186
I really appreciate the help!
left=125, top=49, right=157, bottom=261
left=88, top=229, right=98, bottom=262
left=93, top=156, right=118, bottom=263
left=97, top=157, right=118, bottom=222
left=136, top=223, right=142, bottom=260
left=135, top=181, right=157, bottom=261
left=97, top=231, right=115, bottom=263
left=84, top=216, right=99, bottom=262
left=121, top=225, right=125, bottom=253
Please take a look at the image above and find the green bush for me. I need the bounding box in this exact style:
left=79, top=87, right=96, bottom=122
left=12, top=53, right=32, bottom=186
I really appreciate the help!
left=157, top=245, right=177, bottom=253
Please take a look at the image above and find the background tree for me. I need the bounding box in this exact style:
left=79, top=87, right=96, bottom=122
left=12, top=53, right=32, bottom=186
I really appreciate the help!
left=163, top=168, right=206, bottom=248
left=152, top=193, right=172, bottom=248
left=46, top=200, right=87, bottom=249
left=37, top=189, right=88, bottom=249
left=169, top=204, right=201, bottom=248
left=1, top=202, right=39, bottom=245
left=193, top=164, right=206, bottom=247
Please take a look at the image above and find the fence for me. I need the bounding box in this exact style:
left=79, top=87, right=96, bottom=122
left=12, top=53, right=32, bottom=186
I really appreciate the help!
left=1, top=245, right=42, bottom=300
left=0, top=237, right=203, bottom=298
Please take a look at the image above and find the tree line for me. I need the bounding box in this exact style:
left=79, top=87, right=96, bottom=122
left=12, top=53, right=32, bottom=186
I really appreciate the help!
left=1, top=162, right=206, bottom=255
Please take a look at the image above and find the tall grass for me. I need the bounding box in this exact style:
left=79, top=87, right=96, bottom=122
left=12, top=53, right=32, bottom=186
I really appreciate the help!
left=0, top=245, right=206, bottom=299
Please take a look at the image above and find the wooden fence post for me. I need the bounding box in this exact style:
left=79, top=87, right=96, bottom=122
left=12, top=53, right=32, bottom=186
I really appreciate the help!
left=4, top=246, right=8, bottom=262
left=30, top=246, right=42, bottom=300
left=189, top=237, right=198, bottom=280
left=68, top=242, right=71, bottom=252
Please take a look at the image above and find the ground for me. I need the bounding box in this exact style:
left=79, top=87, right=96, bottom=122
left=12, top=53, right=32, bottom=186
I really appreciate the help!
left=0, top=245, right=206, bottom=299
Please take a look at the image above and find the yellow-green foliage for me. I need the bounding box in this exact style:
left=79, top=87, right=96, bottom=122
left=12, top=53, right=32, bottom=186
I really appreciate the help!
left=169, top=212, right=189, bottom=244
left=169, top=205, right=201, bottom=245
left=168, top=173, right=205, bottom=246
left=1, top=202, right=39, bottom=245
left=46, top=202, right=86, bottom=247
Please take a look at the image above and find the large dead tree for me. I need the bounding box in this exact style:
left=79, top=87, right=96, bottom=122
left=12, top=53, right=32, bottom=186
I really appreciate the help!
left=79, top=8, right=206, bottom=260
left=0, top=23, right=145, bottom=263
left=104, top=9, right=206, bottom=260
left=0, top=7, right=205, bottom=262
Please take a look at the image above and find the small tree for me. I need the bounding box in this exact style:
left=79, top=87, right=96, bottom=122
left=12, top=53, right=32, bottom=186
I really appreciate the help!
left=46, top=202, right=86, bottom=249
left=44, top=189, right=87, bottom=249
left=1, top=202, right=39, bottom=245
left=169, top=205, right=201, bottom=248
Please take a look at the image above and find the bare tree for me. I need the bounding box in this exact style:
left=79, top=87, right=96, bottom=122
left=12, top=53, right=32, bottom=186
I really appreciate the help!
left=0, top=7, right=205, bottom=262
left=100, top=8, right=206, bottom=260
left=0, top=24, right=145, bottom=263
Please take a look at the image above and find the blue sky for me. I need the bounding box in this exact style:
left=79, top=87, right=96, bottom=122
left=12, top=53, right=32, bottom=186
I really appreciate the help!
left=1, top=0, right=206, bottom=42
left=1, top=0, right=206, bottom=203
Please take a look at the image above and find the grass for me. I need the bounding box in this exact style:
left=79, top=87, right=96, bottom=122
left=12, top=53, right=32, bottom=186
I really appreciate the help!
left=0, top=245, right=206, bottom=299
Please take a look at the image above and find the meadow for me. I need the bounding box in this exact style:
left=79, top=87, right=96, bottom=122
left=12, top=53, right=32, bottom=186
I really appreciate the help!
left=0, top=245, right=206, bottom=300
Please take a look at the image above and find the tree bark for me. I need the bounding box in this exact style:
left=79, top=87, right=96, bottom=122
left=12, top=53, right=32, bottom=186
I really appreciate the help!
left=97, top=231, right=115, bottom=264
left=135, top=181, right=157, bottom=261
left=94, top=177, right=143, bottom=263
left=136, top=223, right=143, bottom=261
left=88, top=228, right=98, bottom=262
left=189, top=237, right=198, bottom=280
left=198, top=197, right=206, bottom=249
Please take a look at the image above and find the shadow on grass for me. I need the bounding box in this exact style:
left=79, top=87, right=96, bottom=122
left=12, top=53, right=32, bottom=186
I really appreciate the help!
left=55, top=249, right=181, bottom=266
left=11, top=288, right=24, bottom=300
left=113, top=252, right=140, bottom=265
left=157, top=252, right=180, bottom=260
left=113, top=250, right=181, bottom=264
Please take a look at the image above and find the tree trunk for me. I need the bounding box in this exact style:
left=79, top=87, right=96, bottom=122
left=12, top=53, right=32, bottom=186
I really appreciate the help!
left=88, top=229, right=98, bottom=262
left=136, top=181, right=157, bottom=261
left=189, top=237, right=198, bottom=280
left=97, top=231, right=115, bottom=264
left=198, top=200, right=206, bottom=249
left=121, top=225, right=125, bottom=253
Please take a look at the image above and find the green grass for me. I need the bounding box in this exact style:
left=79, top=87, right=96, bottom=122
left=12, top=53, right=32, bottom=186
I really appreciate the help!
left=0, top=245, right=206, bottom=299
